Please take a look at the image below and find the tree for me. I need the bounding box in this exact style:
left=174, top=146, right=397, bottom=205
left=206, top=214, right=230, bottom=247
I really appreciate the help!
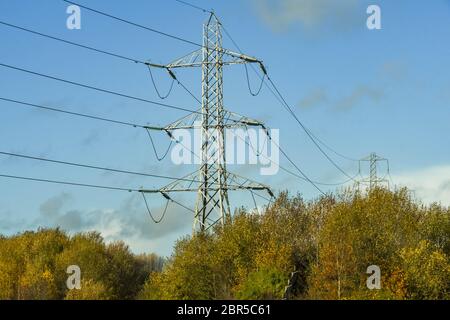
left=235, top=268, right=287, bottom=300
left=0, top=229, right=163, bottom=300
left=400, top=240, right=450, bottom=299
left=307, top=187, right=429, bottom=299
left=65, top=279, right=112, bottom=300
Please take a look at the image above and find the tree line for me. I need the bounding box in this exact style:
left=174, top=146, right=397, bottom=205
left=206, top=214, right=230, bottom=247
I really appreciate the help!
left=0, top=187, right=449, bottom=299
left=140, top=187, right=449, bottom=300
left=0, top=229, right=164, bottom=299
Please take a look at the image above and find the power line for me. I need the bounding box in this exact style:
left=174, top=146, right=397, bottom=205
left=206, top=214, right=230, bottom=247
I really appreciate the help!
left=174, top=0, right=212, bottom=14
left=0, top=64, right=242, bottom=125
left=0, top=172, right=207, bottom=224
left=0, top=20, right=144, bottom=65
left=0, top=150, right=204, bottom=184
left=0, top=96, right=178, bottom=162
left=231, top=128, right=324, bottom=194
left=0, top=150, right=235, bottom=189
left=0, top=97, right=146, bottom=128
left=0, top=62, right=201, bottom=115
left=63, top=0, right=204, bottom=48
left=219, top=19, right=358, bottom=169
left=172, top=75, right=202, bottom=104
left=0, top=173, right=139, bottom=192
left=304, top=127, right=359, bottom=162
left=251, top=190, right=274, bottom=204
left=0, top=20, right=206, bottom=107
left=221, top=23, right=265, bottom=97
left=61, top=1, right=251, bottom=62
left=147, top=66, right=175, bottom=99
left=141, top=192, right=170, bottom=223
left=220, top=24, right=344, bottom=192
left=145, top=129, right=173, bottom=161
left=0, top=97, right=213, bottom=166
left=269, top=135, right=326, bottom=195
left=266, top=76, right=358, bottom=182
left=240, top=129, right=357, bottom=187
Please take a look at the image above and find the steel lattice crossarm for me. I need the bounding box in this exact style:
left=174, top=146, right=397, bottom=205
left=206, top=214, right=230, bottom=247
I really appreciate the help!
left=139, top=170, right=274, bottom=231
left=164, top=48, right=262, bottom=69
left=143, top=171, right=273, bottom=194
left=146, top=14, right=264, bottom=70
left=162, top=109, right=265, bottom=131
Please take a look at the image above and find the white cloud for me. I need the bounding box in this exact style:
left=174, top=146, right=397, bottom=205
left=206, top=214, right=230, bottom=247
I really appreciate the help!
left=29, top=192, right=193, bottom=255
left=391, top=165, right=450, bottom=206
left=250, top=0, right=360, bottom=32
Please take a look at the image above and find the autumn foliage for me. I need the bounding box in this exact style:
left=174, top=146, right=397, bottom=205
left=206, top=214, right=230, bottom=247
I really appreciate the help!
left=0, top=230, right=164, bottom=299
left=140, top=187, right=449, bottom=300
left=0, top=187, right=449, bottom=300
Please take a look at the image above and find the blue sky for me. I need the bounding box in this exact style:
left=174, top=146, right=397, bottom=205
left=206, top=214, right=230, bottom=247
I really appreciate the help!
left=0, top=0, right=449, bottom=256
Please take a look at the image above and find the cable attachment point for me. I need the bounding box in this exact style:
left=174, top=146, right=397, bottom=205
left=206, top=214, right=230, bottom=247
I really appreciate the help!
left=166, top=68, right=177, bottom=80
left=164, top=129, right=174, bottom=140
left=161, top=192, right=171, bottom=201
left=261, top=125, right=271, bottom=139
left=266, top=188, right=275, bottom=198
left=259, top=62, right=268, bottom=76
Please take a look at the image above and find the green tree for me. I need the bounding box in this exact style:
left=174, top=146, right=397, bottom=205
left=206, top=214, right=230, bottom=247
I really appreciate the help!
left=65, top=279, right=112, bottom=300
left=400, top=240, right=450, bottom=299
left=235, top=268, right=287, bottom=300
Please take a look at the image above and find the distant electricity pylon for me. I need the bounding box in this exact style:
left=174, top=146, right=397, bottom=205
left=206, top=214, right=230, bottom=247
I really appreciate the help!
left=144, top=13, right=273, bottom=232
left=358, top=152, right=390, bottom=190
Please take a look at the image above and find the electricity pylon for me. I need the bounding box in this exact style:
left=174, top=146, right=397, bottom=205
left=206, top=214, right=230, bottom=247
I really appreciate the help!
left=144, top=13, right=273, bottom=232
left=358, top=152, right=390, bottom=190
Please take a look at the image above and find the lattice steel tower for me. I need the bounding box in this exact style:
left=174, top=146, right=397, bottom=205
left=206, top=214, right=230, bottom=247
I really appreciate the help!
left=359, top=152, right=390, bottom=190
left=148, top=13, right=272, bottom=232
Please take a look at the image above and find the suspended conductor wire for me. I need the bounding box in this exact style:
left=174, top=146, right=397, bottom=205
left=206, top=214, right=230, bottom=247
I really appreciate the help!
left=244, top=64, right=265, bottom=96
left=0, top=62, right=240, bottom=124
left=304, top=127, right=359, bottom=162
left=250, top=190, right=260, bottom=215
left=141, top=192, right=171, bottom=223
left=175, top=77, right=202, bottom=104
left=0, top=150, right=213, bottom=185
left=263, top=129, right=357, bottom=187
left=0, top=97, right=145, bottom=128
left=0, top=20, right=203, bottom=108
left=145, top=128, right=173, bottom=161
left=252, top=190, right=274, bottom=205
left=174, top=0, right=212, bottom=14
left=0, top=173, right=204, bottom=223
left=221, top=22, right=265, bottom=97
left=0, top=20, right=142, bottom=64
left=218, top=17, right=359, bottom=167
left=236, top=130, right=355, bottom=187
left=220, top=18, right=357, bottom=182
left=261, top=131, right=326, bottom=195
left=244, top=124, right=269, bottom=157
left=266, top=76, right=358, bottom=182
left=147, top=65, right=175, bottom=99
left=0, top=173, right=138, bottom=192
left=0, top=62, right=200, bottom=115
left=62, top=0, right=202, bottom=48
